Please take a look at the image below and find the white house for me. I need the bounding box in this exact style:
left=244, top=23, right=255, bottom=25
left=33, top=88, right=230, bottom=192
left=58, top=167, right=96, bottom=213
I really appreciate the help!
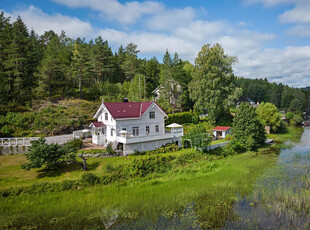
left=90, top=101, right=183, bottom=155
left=212, top=126, right=231, bottom=139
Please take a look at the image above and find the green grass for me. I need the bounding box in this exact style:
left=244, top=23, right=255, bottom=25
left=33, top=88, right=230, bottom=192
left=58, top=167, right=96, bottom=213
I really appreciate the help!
left=0, top=150, right=277, bottom=229
left=0, top=149, right=193, bottom=189
left=0, top=127, right=303, bottom=229
left=268, top=126, right=303, bottom=144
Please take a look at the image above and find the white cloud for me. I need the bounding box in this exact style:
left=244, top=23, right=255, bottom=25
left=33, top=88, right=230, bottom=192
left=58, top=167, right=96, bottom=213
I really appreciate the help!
left=245, top=0, right=296, bottom=7
left=52, top=0, right=164, bottom=25
left=95, top=15, right=310, bottom=87
left=98, top=21, right=278, bottom=77
left=145, top=7, right=196, bottom=31
left=285, top=25, right=310, bottom=37
left=279, top=0, right=310, bottom=23
left=4, top=5, right=95, bottom=38
left=234, top=46, right=310, bottom=87
left=4, top=2, right=310, bottom=87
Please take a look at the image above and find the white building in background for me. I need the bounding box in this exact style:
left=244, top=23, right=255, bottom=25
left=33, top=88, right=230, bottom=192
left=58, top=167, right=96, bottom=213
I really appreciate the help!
left=212, top=126, right=231, bottom=139
left=90, top=101, right=183, bottom=155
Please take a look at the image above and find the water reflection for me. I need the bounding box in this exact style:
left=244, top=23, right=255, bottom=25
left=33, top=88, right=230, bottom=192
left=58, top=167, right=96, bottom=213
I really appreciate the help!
left=225, top=128, right=310, bottom=229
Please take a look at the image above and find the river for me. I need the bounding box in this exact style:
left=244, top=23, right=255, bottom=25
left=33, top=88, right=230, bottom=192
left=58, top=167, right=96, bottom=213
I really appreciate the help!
left=224, top=127, right=310, bottom=229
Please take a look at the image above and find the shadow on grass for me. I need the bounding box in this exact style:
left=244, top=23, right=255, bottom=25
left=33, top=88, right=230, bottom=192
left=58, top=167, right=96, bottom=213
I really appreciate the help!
left=37, top=161, right=100, bottom=178
left=275, top=128, right=288, bottom=135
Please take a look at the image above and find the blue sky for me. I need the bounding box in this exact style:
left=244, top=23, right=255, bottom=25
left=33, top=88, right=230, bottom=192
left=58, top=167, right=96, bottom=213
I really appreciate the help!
left=2, top=0, right=310, bottom=87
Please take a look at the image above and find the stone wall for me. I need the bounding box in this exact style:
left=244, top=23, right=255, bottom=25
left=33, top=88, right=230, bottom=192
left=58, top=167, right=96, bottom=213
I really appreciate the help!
left=0, top=146, right=29, bottom=155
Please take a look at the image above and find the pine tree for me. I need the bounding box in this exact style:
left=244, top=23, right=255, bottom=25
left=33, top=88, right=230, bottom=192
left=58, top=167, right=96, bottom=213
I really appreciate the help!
left=36, top=32, right=62, bottom=100
left=0, top=12, right=12, bottom=104
left=121, top=43, right=140, bottom=81
left=91, top=36, right=113, bottom=84
left=159, top=51, right=186, bottom=111
left=27, top=30, right=42, bottom=101
left=145, top=56, right=160, bottom=97
left=71, top=38, right=93, bottom=99
left=3, top=16, right=30, bottom=103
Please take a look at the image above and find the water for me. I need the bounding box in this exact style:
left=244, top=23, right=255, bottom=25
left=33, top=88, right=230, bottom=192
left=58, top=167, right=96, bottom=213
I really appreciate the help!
left=224, top=128, right=310, bottom=229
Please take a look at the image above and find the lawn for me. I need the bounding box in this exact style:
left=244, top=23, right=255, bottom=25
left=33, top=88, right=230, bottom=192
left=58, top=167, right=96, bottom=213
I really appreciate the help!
left=0, top=150, right=278, bottom=229
left=0, top=126, right=303, bottom=229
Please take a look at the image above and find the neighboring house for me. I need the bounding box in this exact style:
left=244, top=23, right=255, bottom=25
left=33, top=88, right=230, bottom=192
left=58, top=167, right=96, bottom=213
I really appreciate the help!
left=212, top=126, right=231, bottom=139
left=152, top=82, right=182, bottom=105
left=236, top=96, right=260, bottom=108
left=90, top=101, right=183, bottom=155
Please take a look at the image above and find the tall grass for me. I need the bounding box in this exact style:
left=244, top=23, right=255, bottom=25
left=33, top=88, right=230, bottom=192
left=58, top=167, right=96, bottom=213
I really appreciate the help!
left=0, top=152, right=276, bottom=229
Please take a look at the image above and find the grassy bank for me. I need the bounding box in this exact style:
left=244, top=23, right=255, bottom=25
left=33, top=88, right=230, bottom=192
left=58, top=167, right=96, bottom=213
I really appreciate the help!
left=268, top=126, right=304, bottom=143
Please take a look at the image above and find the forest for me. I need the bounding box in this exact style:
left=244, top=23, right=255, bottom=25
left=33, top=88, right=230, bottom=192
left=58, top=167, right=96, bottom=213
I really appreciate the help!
left=0, top=12, right=309, bottom=117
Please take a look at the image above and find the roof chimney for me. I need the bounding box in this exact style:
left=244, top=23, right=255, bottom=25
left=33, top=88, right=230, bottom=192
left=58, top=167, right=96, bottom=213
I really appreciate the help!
left=123, top=97, right=128, bottom=103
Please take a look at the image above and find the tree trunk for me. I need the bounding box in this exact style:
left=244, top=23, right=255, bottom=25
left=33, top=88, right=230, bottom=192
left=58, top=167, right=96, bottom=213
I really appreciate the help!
left=79, top=155, right=87, bottom=171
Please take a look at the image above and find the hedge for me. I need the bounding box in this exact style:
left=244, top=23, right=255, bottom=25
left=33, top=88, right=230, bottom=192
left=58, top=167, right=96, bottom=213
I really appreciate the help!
left=166, top=111, right=199, bottom=125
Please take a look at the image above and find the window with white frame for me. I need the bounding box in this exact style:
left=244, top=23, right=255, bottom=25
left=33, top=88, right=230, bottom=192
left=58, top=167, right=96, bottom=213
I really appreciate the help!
left=132, top=127, right=139, bottom=136
left=146, top=126, right=149, bottom=135
left=105, top=112, right=108, bottom=120
left=155, top=125, right=159, bottom=133
left=149, top=111, right=155, bottom=119
left=111, top=128, right=113, bottom=136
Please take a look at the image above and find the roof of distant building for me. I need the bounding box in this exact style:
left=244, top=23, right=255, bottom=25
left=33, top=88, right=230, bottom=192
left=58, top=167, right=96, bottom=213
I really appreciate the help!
left=212, top=126, right=231, bottom=131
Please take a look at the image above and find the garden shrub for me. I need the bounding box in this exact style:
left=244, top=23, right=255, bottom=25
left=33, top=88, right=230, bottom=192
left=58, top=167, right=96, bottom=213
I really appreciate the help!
left=63, top=138, right=83, bottom=153
left=132, top=143, right=179, bottom=156
left=225, top=134, right=233, bottom=141
left=128, top=155, right=173, bottom=177
left=81, top=172, right=100, bottom=185
left=175, top=151, right=201, bottom=164
left=223, top=140, right=246, bottom=155
left=106, top=143, right=116, bottom=156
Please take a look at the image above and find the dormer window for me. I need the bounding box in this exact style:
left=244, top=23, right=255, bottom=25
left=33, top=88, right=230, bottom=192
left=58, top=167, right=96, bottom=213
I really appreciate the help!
left=149, top=111, right=155, bottom=119
left=105, top=112, right=108, bottom=120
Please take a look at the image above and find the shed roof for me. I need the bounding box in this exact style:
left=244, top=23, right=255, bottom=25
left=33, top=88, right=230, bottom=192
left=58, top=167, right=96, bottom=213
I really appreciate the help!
left=212, top=126, right=231, bottom=131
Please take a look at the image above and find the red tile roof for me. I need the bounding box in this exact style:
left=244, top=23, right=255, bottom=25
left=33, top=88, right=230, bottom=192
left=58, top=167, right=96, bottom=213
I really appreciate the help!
left=91, top=121, right=105, bottom=127
left=104, top=101, right=165, bottom=119
left=212, top=126, right=231, bottom=131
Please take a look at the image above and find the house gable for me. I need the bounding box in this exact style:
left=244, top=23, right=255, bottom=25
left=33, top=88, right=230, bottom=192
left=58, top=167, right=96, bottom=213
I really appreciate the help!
left=139, top=102, right=168, bottom=120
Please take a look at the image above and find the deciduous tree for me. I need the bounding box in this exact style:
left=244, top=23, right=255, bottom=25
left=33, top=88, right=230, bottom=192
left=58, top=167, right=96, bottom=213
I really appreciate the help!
left=187, top=124, right=211, bottom=150
left=256, top=102, right=283, bottom=132
left=189, top=43, right=240, bottom=123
